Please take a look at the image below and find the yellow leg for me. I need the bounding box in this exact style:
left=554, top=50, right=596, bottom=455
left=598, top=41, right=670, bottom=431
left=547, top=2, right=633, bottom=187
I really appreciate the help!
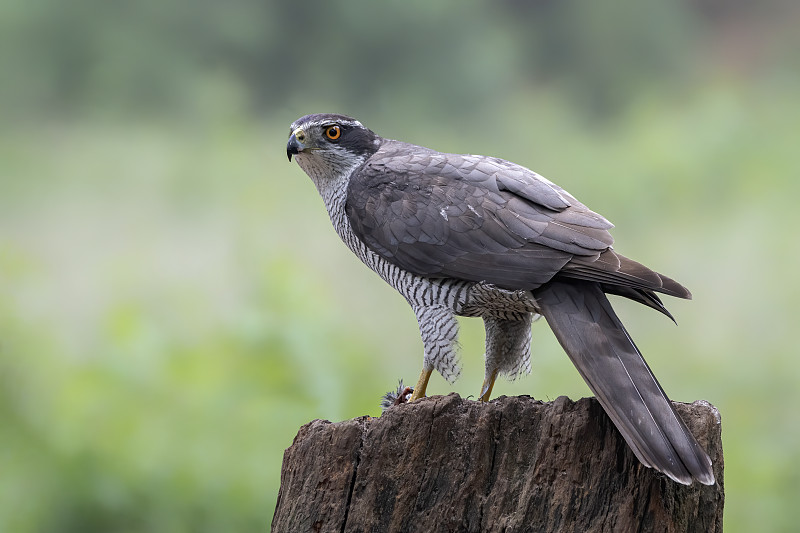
left=408, top=368, right=432, bottom=402
left=479, top=369, right=499, bottom=402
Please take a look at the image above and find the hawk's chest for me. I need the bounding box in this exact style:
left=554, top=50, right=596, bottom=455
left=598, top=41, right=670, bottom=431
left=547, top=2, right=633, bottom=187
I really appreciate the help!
left=320, top=183, right=400, bottom=282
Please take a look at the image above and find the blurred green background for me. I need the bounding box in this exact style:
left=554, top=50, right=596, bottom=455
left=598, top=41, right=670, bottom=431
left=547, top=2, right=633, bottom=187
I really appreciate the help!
left=2, top=0, right=798, bottom=531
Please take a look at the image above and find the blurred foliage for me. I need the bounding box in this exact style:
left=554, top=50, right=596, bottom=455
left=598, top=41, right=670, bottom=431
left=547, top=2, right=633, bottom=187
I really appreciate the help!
left=1, top=0, right=799, bottom=531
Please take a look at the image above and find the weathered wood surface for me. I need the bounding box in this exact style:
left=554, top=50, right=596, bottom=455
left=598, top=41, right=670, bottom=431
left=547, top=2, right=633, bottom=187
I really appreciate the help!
left=272, top=393, right=723, bottom=533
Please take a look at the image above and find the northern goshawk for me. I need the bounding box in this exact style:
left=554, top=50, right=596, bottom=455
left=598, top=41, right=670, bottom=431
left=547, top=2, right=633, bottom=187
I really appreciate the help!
left=286, top=113, right=714, bottom=485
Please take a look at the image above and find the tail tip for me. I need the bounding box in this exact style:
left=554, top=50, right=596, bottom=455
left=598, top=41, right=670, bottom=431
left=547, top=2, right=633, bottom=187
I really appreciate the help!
left=664, top=469, right=715, bottom=486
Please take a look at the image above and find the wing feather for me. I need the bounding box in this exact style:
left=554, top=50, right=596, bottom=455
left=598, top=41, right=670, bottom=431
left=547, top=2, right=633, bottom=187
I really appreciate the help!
left=346, top=140, right=689, bottom=297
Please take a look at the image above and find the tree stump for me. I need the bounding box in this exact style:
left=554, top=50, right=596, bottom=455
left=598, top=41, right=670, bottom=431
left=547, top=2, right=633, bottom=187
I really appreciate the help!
left=271, top=394, right=723, bottom=533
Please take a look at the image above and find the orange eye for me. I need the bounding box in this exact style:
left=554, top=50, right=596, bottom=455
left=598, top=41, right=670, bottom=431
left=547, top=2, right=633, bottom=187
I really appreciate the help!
left=325, top=125, right=341, bottom=140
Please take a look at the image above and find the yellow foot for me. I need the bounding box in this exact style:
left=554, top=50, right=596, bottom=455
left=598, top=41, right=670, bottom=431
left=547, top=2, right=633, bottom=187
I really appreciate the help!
left=408, top=368, right=432, bottom=402
left=479, top=369, right=499, bottom=402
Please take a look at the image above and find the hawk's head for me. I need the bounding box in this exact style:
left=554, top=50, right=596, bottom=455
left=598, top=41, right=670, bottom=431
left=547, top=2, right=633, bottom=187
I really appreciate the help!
left=287, top=114, right=381, bottom=181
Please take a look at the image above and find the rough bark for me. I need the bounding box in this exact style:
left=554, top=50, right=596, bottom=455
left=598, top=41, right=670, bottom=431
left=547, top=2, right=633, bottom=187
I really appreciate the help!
left=272, top=394, right=723, bottom=533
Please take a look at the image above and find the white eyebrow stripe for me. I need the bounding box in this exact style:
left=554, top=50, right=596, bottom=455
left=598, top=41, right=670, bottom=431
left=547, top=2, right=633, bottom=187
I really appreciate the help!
left=292, top=118, right=363, bottom=130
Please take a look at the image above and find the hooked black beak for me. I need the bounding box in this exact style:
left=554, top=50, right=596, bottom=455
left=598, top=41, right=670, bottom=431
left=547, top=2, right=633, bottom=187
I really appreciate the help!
left=287, top=134, right=302, bottom=161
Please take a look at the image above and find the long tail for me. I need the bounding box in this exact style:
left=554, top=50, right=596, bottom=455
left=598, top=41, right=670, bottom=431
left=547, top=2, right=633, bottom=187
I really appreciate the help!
left=534, top=279, right=714, bottom=485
